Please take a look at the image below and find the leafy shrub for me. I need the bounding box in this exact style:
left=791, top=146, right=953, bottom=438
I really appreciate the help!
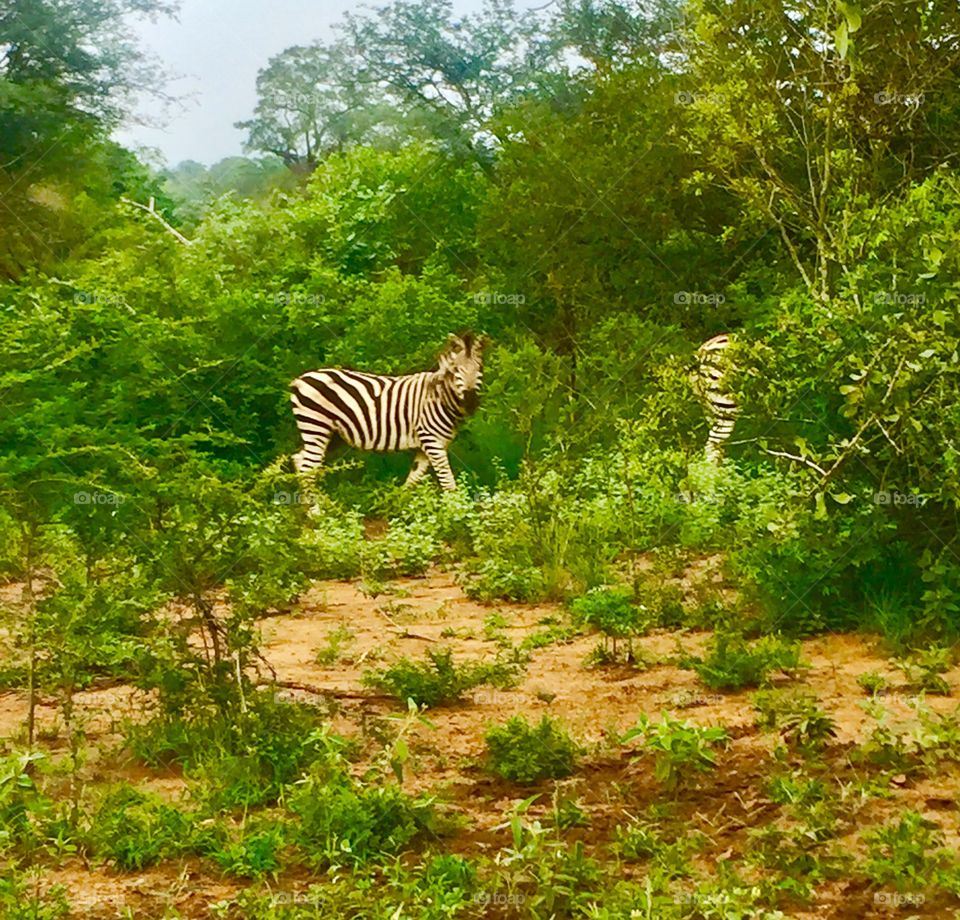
left=301, top=497, right=366, bottom=579
left=211, top=818, right=289, bottom=878
left=686, top=632, right=804, bottom=690
left=464, top=557, right=545, bottom=603
left=362, top=647, right=524, bottom=707
left=571, top=586, right=646, bottom=661
left=622, top=713, right=728, bottom=792
left=0, top=751, right=48, bottom=855
left=0, top=870, right=68, bottom=920
left=289, top=766, right=432, bottom=867
left=85, top=785, right=206, bottom=870
left=752, top=691, right=837, bottom=752
left=897, top=647, right=952, bottom=695
left=129, top=693, right=347, bottom=808
left=614, top=819, right=702, bottom=877
left=485, top=715, right=579, bottom=784
left=864, top=812, right=956, bottom=891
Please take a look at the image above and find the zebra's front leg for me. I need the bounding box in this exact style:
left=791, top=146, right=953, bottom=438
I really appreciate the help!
left=405, top=450, right=431, bottom=487
left=419, top=437, right=457, bottom=490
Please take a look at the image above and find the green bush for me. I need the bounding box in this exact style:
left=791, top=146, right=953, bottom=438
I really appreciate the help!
left=571, top=586, right=646, bottom=661
left=622, top=713, right=728, bottom=792
left=289, top=766, right=432, bottom=867
left=686, top=632, right=804, bottom=690
left=485, top=715, right=579, bottom=784
left=211, top=818, right=290, bottom=878
left=129, top=693, right=347, bottom=808
left=85, top=785, right=205, bottom=870
left=0, top=751, right=49, bottom=856
left=362, top=647, right=525, bottom=707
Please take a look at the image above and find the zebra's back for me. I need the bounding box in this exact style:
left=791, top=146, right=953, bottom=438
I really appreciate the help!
left=290, top=368, right=427, bottom=452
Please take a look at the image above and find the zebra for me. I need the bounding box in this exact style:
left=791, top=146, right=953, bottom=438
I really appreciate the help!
left=290, top=332, right=484, bottom=490
left=694, top=333, right=739, bottom=462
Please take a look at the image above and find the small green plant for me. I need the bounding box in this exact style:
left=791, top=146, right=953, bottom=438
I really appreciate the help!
left=315, top=625, right=355, bottom=666
left=613, top=818, right=702, bottom=878
left=86, top=785, right=207, bottom=870
left=289, top=765, right=432, bottom=867
left=686, top=632, right=804, bottom=690
left=864, top=811, right=955, bottom=891
left=363, top=647, right=525, bottom=707
left=551, top=794, right=589, bottom=829
left=571, top=586, right=646, bottom=662
left=211, top=819, right=288, bottom=878
left=0, top=751, right=48, bottom=856
left=485, top=715, right=579, bottom=784
left=521, top=621, right=581, bottom=651
left=766, top=772, right=826, bottom=807
left=857, top=671, right=889, bottom=695
left=621, top=713, right=728, bottom=792
left=897, top=647, right=952, bottom=695
left=752, top=690, right=837, bottom=752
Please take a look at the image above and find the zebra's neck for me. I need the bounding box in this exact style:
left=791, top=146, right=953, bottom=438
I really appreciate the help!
left=428, top=370, right=467, bottom=419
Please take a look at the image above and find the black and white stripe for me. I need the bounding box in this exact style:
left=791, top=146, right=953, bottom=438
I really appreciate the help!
left=290, top=333, right=484, bottom=490
left=695, top=333, right=739, bottom=462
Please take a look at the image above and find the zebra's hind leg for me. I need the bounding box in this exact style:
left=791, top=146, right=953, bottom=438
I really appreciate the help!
left=704, top=403, right=738, bottom=463
left=405, top=450, right=431, bottom=487
left=292, top=433, right=331, bottom=514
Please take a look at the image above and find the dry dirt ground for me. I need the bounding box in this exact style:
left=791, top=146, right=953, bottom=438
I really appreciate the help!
left=3, top=571, right=960, bottom=918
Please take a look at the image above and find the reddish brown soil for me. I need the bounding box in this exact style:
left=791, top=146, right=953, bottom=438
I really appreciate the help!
left=2, top=570, right=960, bottom=918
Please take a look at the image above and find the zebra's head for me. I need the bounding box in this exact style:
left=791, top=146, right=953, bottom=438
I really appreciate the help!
left=437, top=332, right=485, bottom=414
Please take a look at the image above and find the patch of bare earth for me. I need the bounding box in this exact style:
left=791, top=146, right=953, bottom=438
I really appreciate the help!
left=3, top=570, right=960, bottom=917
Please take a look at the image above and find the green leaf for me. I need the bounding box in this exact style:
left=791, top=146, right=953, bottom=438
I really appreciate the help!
left=835, top=21, right=849, bottom=59
left=831, top=492, right=854, bottom=504
left=814, top=492, right=828, bottom=519
left=838, top=2, right=862, bottom=32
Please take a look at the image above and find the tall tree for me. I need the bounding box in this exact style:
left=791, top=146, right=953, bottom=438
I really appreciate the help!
left=235, top=42, right=397, bottom=172
left=343, top=0, right=556, bottom=163
left=0, top=0, right=175, bottom=278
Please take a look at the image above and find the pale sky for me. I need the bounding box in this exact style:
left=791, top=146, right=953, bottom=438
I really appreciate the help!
left=115, top=0, right=550, bottom=167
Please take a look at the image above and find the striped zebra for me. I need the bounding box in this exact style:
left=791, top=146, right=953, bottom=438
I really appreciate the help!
left=694, top=333, right=739, bottom=462
left=290, top=332, right=484, bottom=490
